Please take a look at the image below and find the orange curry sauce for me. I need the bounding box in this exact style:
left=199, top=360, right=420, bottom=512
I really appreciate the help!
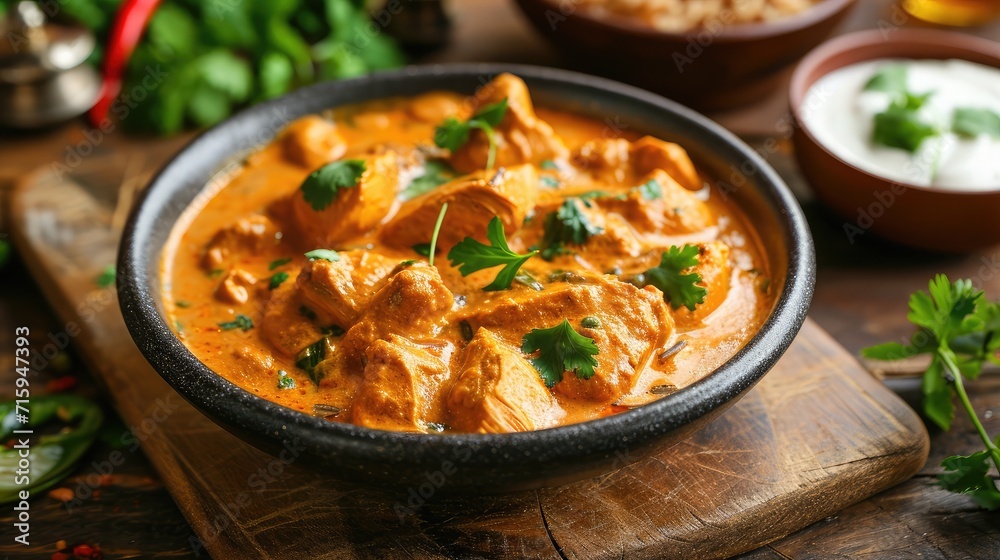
left=162, top=74, right=774, bottom=434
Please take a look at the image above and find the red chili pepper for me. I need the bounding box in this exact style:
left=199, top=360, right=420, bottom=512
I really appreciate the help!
left=88, top=0, right=162, bottom=127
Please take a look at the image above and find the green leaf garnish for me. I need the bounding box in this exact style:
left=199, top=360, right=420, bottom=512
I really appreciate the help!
left=95, top=265, right=116, bottom=288
left=401, top=159, right=456, bottom=200
left=863, top=274, right=1000, bottom=510
left=269, top=271, right=290, bottom=290
left=218, top=314, right=253, bottom=331
left=641, top=244, right=708, bottom=311
left=939, top=450, right=1000, bottom=510
left=540, top=159, right=559, bottom=170
left=295, top=338, right=329, bottom=384
left=637, top=179, right=662, bottom=200
left=521, top=319, right=600, bottom=388
left=277, top=370, right=296, bottom=390
left=447, top=217, right=538, bottom=291
left=434, top=98, right=509, bottom=170
left=300, top=159, right=366, bottom=211
left=539, top=199, right=602, bottom=261
left=305, top=249, right=339, bottom=262
left=864, top=64, right=909, bottom=94
left=268, top=257, right=292, bottom=270
left=873, top=95, right=939, bottom=153
left=953, top=108, right=1000, bottom=139
left=540, top=176, right=559, bottom=188
left=175, top=300, right=192, bottom=309
left=412, top=243, right=432, bottom=257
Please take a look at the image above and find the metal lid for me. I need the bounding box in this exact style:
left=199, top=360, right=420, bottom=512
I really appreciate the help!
left=0, top=1, right=97, bottom=84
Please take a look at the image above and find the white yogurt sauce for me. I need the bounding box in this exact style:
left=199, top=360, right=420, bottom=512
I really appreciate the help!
left=802, top=58, right=1000, bottom=191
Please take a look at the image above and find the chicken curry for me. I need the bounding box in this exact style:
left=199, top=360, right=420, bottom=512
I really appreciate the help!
left=162, top=74, right=775, bottom=434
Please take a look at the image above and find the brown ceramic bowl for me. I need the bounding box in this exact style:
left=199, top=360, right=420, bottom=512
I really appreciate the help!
left=790, top=29, right=1000, bottom=253
left=513, top=0, right=857, bottom=110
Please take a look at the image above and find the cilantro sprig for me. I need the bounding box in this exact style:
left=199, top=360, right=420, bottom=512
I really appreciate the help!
left=434, top=98, right=508, bottom=170
left=521, top=319, right=600, bottom=388
left=637, top=244, right=708, bottom=312
left=864, top=64, right=1000, bottom=155
left=863, top=275, right=1000, bottom=510
left=300, top=159, right=366, bottom=211
left=538, top=199, right=602, bottom=260
left=448, top=217, right=537, bottom=291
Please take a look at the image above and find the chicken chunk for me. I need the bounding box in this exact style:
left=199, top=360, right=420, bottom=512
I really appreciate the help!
left=296, top=250, right=398, bottom=329
left=629, top=136, right=702, bottom=191
left=337, top=263, right=455, bottom=372
left=214, top=269, right=258, bottom=305
left=380, top=164, right=538, bottom=251
left=450, top=73, right=568, bottom=173
left=595, top=169, right=714, bottom=234
left=202, top=215, right=279, bottom=271
left=457, top=273, right=673, bottom=403
left=281, top=115, right=347, bottom=169
left=228, top=346, right=275, bottom=386
left=448, top=329, right=563, bottom=433
left=291, top=152, right=399, bottom=246
left=260, top=275, right=325, bottom=357
left=352, top=336, right=449, bottom=432
left=407, top=91, right=462, bottom=124
left=570, top=138, right=632, bottom=184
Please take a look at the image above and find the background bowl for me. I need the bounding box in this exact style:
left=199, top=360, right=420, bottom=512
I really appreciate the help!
left=790, top=29, right=1000, bottom=253
left=513, top=0, right=857, bottom=110
left=118, top=64, right=814, bottom=492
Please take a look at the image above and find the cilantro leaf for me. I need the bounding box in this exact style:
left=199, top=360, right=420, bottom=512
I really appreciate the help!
left=539, top=199, right=602, bottom=261
left=864, top=64, right=909, bottom=94
left=268, top=257, right=292, bottom=270
left=95, top=265, right=116, bottom=288
left=641, top=244, right=708, bottom=311
left=401, top=159, right=456, bottom=200
left=939, top=451, right=1000, bottom=510
left=862, top=273, right=1000, bottom=509
left=433, top=99, right=509, bottom=169
left=521, top=319, right=600, bottom=388
left=218, top=314, right=253, bottom=331
left=277, top=370, right=296, bottom=390
left=637, top=179, right=662, bottom=200
left=305, top=249, right=339, bottom=262
left=295, top=338, right=329, bottom=384
left=447, top=217, right=537, bottom=291
left=433, top=118, right=471, bottom=152
left=300, top=159, right=366, bottom=211
left=473, top=98, right=509, bottom=128
left=860, top=341, right=921, bottom=361
left=269, top=271, right=290, bottom=290
left=953, top=108, right=1000, bottom=139
left=873, top=98, right=939, bottom=153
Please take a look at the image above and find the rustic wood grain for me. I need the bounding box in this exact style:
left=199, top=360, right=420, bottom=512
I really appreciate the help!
left=8, top=148, right=928, bottom=559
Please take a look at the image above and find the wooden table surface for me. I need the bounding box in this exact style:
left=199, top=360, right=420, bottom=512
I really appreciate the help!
left=1, top=0, right=998, bottom=558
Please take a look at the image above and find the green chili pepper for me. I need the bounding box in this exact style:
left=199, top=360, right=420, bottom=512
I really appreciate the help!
left=0, top=395, right=103, bottom=504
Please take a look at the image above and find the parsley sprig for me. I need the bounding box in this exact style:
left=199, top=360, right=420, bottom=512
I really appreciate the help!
left=863, top=275, right=1000, bottom=509
left=434, top=98, right=509, bottom=170
left=521, top=319, right=600, bottom=388
left=637, top=244, right=708, bottom=311
left=300, top=159, right=366, bottom=211
left=448, top=217, right=537, bottom=291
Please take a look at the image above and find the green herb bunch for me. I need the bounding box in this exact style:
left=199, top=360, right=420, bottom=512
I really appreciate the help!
left=0, top=0, right=405, bottom=134
left=863, top=274, right=1000, bottom=509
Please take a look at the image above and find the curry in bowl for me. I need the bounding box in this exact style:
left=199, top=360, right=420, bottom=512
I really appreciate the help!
left=162, top=74, right=775, bottom=435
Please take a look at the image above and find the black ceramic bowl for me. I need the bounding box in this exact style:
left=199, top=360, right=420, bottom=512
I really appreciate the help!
left=118, top=64, right=814, bottom=492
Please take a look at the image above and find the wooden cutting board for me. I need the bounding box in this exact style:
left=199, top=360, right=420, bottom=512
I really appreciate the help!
left=10, top=155, right=929, bottom=560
